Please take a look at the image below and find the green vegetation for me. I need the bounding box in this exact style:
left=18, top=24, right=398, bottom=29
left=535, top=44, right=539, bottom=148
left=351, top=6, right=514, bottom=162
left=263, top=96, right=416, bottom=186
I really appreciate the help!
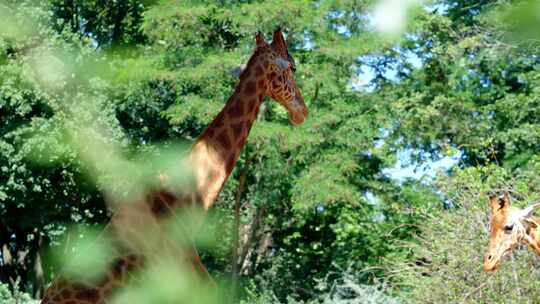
left=1, top=0, right=540, bottom=303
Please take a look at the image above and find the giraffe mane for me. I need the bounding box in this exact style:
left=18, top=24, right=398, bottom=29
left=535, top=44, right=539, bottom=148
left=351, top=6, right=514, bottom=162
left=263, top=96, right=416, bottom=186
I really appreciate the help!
left=239, top=46, right=269, bottom=80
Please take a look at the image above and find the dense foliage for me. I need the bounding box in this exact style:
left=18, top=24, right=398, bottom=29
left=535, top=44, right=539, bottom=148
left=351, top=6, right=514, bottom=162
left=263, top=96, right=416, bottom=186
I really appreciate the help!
left=379, top=0, right=540, bottom=302
left=1, top=0, right=540, bottom=303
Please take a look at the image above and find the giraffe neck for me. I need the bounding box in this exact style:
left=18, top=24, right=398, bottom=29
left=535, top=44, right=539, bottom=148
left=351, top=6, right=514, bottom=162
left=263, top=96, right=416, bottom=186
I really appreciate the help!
left=187, top=72, right=265, bottom=210
left=40, top=53, right=272, bottom=304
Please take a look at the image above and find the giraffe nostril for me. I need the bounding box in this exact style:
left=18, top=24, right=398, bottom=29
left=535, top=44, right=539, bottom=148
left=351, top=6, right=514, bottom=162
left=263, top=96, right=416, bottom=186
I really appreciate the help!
left=487, top=255, right=492, bottom=260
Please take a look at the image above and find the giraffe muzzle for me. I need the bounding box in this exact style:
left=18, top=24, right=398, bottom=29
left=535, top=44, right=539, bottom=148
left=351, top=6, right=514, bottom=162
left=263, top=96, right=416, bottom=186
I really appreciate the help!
left=288, top=96, right=308, bottom=125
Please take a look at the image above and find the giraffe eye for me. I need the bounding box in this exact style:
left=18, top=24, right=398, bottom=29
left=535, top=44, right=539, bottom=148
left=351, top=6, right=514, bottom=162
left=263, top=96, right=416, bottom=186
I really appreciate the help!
left=504, top=224, right=514, bottom=233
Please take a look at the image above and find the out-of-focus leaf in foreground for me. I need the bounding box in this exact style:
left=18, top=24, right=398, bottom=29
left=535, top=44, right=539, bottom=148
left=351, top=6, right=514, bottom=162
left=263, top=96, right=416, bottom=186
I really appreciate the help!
left=47, top=226, right=114, bottom=285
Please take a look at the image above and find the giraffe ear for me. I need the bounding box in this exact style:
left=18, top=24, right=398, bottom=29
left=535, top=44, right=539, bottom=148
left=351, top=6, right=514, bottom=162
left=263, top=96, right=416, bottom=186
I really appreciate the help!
left=490, top=192, right=510, bottom=214
left=271, top=28, right=289, bottom=57
left=255, top=32, right=267, bottom=48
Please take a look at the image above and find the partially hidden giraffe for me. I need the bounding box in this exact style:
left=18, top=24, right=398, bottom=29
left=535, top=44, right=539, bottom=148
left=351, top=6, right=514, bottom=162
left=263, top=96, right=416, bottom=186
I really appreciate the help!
left=40, top=28, right=308, bottom=303
left=484, top=192, right=540, bottom=272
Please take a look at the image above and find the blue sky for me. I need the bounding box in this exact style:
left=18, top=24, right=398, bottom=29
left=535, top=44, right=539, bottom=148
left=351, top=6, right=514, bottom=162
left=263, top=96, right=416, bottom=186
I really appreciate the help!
left=356, top=1, right=460, bottom=182
left=383, top=150, right=462, bottom=182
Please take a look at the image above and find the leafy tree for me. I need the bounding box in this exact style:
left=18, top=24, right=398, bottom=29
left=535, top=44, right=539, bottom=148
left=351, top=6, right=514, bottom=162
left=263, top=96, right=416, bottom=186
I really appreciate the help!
left=375, top=0, right=540, bottom=302
left=0, top=0, right=476, bottom=303
left=49, top=0, right=154, bottom=48
left=378, top=0, right=540, bottom=170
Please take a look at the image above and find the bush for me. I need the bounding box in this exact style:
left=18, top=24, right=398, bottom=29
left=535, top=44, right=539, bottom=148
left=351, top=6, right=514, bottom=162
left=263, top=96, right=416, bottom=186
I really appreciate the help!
left=387, top=165, right=540, bottom=303
left=315, top=271, right=400, bottom=304
left=243, top=268, right=400, bottom=304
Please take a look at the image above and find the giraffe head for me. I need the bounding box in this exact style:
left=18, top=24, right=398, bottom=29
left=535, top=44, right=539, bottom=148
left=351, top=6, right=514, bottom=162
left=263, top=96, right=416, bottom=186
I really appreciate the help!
left=484, top=192, right=540, bottom=272
left=244, top=28, right=308, bottom=125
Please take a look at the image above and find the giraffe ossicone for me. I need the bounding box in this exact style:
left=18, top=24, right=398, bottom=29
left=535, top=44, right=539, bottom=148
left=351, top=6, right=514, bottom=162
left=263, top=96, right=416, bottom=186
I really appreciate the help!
left=41, top=28, right=307, bottom=304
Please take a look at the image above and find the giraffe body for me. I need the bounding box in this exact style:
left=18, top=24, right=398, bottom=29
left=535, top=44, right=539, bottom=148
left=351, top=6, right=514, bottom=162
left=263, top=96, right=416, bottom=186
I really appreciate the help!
left=41, top=29, right=307, bottom=303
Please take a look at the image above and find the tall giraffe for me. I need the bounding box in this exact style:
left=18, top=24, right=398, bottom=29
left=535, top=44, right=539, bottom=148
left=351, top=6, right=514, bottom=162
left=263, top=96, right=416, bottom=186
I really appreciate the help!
left=40, top=28, right=307, bottom=303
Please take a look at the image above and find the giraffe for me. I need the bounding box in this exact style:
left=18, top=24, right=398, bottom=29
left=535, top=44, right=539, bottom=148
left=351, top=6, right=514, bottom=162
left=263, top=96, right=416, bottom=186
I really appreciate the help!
left=40, top=28, right=308, bottom=303
left=484, top=192, right=540, bottom=272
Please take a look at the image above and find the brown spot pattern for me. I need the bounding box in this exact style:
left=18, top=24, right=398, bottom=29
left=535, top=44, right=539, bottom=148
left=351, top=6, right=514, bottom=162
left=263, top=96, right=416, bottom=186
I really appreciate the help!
left=251, top=98, right=263, bottom=114
left=227, top=100, right=244, bottom=118
left=226, top=153, right=236, bottom=173
left=216, top=131, right=232, bottom=150
left=244, top=81, right=257, bottom=95
left=240, top=69, right=250, bottom=79
left=254, top=65, right=264, bottom=76
left=231, top=122, right=244, bottom=138
left=149, top=190, right=176, bottom=217
left=247, top=99, right=256, bottom=114
left=258, top=79, right=265, bottom=90
left=60, top=289, right=72, bottom=299
left=213, top=112, right=225, bottom=128
left=203, top=127, right=215, bottom=138
left=127, top=254, right=139, bottom=263
left=111, top=258, right=125, bottom=277
left=238, top=135, right=247, bottom=147
left=75, top=288, right=99, bottom=301
left=123, top=255, right=142, bottom=273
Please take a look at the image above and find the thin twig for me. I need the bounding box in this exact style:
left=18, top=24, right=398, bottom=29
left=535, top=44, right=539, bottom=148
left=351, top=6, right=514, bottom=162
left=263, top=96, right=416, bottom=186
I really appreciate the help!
left=462, top=273, right=493, bottom=301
